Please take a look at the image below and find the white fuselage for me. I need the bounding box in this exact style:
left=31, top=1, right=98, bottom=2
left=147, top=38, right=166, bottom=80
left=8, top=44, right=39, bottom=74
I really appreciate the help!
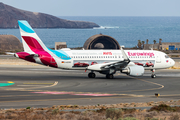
left=53, top=49, right=175, bottom=70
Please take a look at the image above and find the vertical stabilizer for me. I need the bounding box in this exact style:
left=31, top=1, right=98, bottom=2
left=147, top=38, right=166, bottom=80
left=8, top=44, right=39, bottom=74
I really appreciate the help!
left=18, top=20, right=48, bottom=53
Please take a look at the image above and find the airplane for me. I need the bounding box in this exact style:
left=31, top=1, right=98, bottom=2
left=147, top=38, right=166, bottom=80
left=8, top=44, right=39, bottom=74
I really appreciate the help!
left=14, top=20, right=175, bottom=79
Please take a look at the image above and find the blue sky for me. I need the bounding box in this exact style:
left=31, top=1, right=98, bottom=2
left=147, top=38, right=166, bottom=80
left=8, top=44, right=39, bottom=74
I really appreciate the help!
left=1, top=0, right=180, bottom=16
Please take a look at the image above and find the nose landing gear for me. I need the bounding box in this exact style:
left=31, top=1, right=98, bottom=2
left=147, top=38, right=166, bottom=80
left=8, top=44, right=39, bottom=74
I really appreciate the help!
left=151, top=69, right=156, bottom=78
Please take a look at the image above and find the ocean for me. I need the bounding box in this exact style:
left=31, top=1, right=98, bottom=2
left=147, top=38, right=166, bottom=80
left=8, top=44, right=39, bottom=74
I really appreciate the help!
left=0, top=16, right=180, bottom=48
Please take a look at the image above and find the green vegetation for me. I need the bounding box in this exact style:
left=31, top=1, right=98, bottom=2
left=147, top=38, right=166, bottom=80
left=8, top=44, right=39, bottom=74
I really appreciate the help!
left=26, top=106, right=31, bottom=109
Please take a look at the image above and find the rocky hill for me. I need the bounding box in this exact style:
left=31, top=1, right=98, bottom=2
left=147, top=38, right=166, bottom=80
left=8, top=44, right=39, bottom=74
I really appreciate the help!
left=0, top=2, right=99, bottom=28
left=0, top=35, right=23, bottom=52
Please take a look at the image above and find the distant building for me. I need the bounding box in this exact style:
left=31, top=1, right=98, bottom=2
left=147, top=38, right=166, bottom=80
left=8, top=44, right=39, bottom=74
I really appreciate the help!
left=160, top=43, right=180, bottom=50
left=55, top=42, right=67, bottom=50
left=143, top=39, right=180, bottom=50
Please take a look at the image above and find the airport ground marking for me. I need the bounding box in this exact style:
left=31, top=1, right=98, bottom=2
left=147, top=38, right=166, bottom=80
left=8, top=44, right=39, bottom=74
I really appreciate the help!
left=17, top=85, right=46, bottom=86
left=0, top=73, right=164, bottom=98
left=0, top=96, right=134, bottom=103
left=0, top=94, right=51, bottom=98
left=21, top=81, right=58, bottom=90
left=32, top=91, right=115, bottom=96
left=132, top=77, right=164, bottom=91
left=0, top=81, right=14, bottom=87
left=0, top=81, right=58, bottom=91
left=113, top=73, right=164, bottom=93
left=0, top=91, right=142, bottom=98
left=23, top=83, right=54, bottom=85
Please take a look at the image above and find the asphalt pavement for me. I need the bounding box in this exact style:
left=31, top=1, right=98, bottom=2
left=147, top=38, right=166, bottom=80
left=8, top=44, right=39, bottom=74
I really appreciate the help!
left=0, top=65, right=180, bottom=109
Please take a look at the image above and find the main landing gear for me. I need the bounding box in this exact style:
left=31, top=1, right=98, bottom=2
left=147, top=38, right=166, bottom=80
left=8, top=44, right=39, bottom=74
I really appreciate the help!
left=106, top=74, right=114, bottom=79
left=151, top=69, right=156, bottom=78
left=88, top=72, right=96, bottom=78
left=88, top=72, right=114, bottom=79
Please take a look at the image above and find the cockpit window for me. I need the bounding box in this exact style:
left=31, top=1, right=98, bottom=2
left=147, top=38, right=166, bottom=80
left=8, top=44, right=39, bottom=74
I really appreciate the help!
left=165, top=55, right=169, bottom=58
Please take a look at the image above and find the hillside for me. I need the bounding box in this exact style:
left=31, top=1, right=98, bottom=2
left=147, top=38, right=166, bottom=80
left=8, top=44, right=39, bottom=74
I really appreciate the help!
left=0, top=2, right=99, bottom=28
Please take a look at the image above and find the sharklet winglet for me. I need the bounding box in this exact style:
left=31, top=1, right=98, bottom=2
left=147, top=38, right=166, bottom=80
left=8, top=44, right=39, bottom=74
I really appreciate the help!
left=121, top=47, right=130, bottom=62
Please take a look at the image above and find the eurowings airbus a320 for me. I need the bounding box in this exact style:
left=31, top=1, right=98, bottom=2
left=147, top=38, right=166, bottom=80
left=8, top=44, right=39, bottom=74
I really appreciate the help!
left=14, top=20, right=175, bottom=79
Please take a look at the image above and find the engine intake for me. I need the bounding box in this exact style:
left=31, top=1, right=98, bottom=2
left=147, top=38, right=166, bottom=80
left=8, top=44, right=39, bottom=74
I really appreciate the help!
left=121, top=65, right=144, bottom=76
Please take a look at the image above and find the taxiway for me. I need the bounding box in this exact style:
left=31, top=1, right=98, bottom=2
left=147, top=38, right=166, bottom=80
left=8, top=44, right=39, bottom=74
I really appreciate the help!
left=0, top=65, right=180, bottom=109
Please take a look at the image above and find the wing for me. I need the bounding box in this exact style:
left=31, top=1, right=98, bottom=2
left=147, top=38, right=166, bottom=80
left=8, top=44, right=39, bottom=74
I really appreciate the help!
left=87, top=47, right=130, bottom=71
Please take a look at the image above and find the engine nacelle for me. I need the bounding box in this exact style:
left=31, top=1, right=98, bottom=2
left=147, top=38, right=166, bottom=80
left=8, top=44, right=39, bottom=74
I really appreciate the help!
left=121, top=65, right=144, bottom=76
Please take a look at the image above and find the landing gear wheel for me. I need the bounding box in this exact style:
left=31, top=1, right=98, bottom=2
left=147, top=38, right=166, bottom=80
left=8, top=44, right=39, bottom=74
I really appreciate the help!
left=151, top=74, right=156, bottom=78
left=151, top=69, right=156, bottom=78
left=106, top=74, right=114, bottom=79
left=88, top=73, right=96, bottom=78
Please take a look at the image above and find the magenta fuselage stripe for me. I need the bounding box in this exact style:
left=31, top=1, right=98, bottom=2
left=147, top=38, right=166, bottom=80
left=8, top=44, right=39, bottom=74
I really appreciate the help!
left=22, top=36, right=57, bottom=68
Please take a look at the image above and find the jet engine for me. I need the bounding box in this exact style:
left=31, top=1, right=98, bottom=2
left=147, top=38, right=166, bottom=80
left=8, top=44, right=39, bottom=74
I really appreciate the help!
left=121, top=65, right=144, bottom=76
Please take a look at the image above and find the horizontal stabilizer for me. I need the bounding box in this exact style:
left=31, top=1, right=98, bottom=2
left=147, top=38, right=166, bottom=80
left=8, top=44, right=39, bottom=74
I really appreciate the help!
left=6, top=52, right=15, bottom=55
left=26, top=54, right=39, bottom=57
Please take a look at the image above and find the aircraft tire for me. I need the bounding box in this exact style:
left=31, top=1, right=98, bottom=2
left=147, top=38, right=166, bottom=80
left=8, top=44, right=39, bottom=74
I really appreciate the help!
left=106, top=74, right=114, bottom=79
left=151, top=74, right=156, bottom=78
left=88, top=73, right=96, bottom=78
